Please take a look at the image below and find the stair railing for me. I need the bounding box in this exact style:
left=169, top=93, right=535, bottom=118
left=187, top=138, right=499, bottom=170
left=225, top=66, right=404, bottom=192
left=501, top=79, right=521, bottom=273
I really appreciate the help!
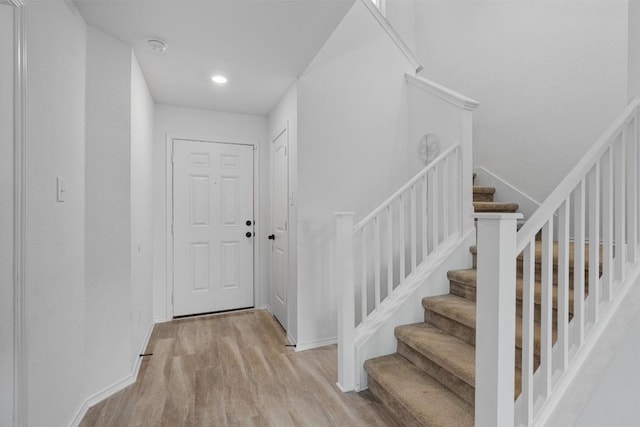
left=475, top=97, right=640, bottom=426
left=335, top=75, right=479, bottom=392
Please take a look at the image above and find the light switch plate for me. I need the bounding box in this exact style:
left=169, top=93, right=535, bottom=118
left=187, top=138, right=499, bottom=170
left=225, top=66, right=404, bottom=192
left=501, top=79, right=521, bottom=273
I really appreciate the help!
left=56, top=177, right=65, bottom=202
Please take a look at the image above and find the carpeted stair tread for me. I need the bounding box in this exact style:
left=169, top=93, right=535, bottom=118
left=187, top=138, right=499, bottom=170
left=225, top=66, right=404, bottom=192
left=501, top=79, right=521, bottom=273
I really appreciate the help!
left=423, top=293, right=556, bottom=354
left=470, top=240, right=603, bottom=270
left=422, top=294, right=476, bottom=329
left=447, top=268, right=576, bottom=312
left=395, top=322, right=475, bottom=387
left=473, top=186, right=496, bottom=202
left=473, top=201, right=519, bottom=213
left=472, top=186, right=495, bottom=194
left=364, top=353, right=474, bottom=427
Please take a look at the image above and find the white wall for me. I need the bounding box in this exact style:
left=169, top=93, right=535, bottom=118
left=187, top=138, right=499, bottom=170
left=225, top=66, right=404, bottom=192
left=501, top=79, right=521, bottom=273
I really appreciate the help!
left=296, top=0, right=418, bottom=348
left=0, top=5, right=14, bottom=426
left=267, top=81, right=299, bottom=342
left=130, top=53, right=155, bottom=366
left=152, top=104, right=268, bottom=321
left=415, top=0, right=629, bottom=202
left=84, top=24, right=133, bottom=397
left=24, top=1, right=87, bottom=425
left=574, top=310, right=640, bottom=427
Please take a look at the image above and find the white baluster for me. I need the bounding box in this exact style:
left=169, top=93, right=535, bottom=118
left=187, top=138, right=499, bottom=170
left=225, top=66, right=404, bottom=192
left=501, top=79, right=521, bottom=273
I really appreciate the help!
left=443, top=155, right=449, bottom=239
left=557, top=198, right=570, bottom=372
left=422, top=174, right=428, bottom=260
left=453, top=147, right=461, bottom=235
left=399, top=194, right=406, bottom=285
left=614, top=134, right=626, bottom=280
left=387, top=205, right=393, bottom=298
left=540, top=220, right=553, bottom=397
left=336, top=212, right=355, bottom=392
left=521, top=240, right=536, bottom=425
left=410, top=185, right=417, bottom=272
left=628, top=116, right=638, bottom=262
left=574, top=180, right=586, bottom=345
left=374, top=216, right=381, bottom=309
left=588, top=163, right=600, bottom=322
left=474, top=212, right=521, bottom=427
left=602, top=148, right=614, bottom=302
left=431, top=164, right=439, bottom=251
left=361, top=227, right=367, bottom=324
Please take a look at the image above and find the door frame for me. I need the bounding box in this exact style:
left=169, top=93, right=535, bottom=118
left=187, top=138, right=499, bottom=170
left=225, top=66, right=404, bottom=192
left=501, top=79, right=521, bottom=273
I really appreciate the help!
left=165, top=134, right=262, bottom=319
left=1, top=1, right=26, bottom=425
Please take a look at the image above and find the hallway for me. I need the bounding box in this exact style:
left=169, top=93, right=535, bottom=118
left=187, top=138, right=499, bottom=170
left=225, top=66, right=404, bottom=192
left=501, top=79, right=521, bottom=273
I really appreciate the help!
left=80, top=310, right=396, bottom=426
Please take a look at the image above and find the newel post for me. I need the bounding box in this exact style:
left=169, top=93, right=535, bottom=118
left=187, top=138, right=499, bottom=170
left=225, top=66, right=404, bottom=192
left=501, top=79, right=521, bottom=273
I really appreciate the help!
left=474, top=213, right=522, bottom=427
left=335, top=212, right=356, bottom=392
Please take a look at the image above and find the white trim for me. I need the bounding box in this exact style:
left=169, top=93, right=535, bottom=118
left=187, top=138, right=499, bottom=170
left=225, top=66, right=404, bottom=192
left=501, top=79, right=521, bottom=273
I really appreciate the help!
left=68, top=321, right=155, bottom=427
left=0, top=4, right=15, bottom=426
left=164, top=134, right=262, bottom=320
left=405, top=74, right=480, bottom=111
left=12, top=3, right=26, bottom=426
left=359, top=0, right=423, bottom=73
left=295, top=336, right=338, bottom=352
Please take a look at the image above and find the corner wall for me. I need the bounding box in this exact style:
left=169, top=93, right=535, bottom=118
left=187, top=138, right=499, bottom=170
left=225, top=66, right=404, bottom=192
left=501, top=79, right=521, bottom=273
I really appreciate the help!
left=84, top=24, right=133, bottom=396
left=296, top=0, right=418, bottom=348
left=24, top=2, right=87, bottom=425
left=130, top=53, right=155, bottom=370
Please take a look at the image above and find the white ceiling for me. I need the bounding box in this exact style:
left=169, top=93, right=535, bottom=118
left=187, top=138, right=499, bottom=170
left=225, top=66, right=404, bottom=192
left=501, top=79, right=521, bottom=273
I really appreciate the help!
left=75, top=0, right=355, bottom=115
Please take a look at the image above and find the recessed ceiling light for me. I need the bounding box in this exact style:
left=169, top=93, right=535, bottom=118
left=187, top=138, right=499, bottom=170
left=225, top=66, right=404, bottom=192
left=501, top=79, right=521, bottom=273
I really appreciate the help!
left=147, top=39, right=167, bottom=54
left=211, top=75, right=228, bottom=85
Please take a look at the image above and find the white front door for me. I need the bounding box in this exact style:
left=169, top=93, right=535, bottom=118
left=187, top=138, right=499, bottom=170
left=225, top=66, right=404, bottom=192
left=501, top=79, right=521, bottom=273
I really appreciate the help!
left=173, top=139, right=254, bottom=316
left=271, top=129, right=289, bottom=328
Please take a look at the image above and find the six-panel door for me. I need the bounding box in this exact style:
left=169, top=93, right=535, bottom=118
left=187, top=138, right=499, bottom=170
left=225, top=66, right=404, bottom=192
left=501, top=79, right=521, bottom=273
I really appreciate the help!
left=173, top=140, right=254, bottom=316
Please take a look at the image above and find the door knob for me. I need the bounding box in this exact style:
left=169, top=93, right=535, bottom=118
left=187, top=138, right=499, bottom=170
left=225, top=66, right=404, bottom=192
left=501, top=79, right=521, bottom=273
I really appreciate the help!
left=268, top=234, right=275, bottom=240
left=246, top=220, right=253, bottom=226
left=246, top=232, right=253, bottom=238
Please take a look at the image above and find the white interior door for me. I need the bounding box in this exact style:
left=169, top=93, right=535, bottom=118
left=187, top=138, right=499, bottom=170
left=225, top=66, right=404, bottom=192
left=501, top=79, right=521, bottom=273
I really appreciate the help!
left=271, top=129, right=289, bottom=328
left=173, top=139, right=254, bottom=316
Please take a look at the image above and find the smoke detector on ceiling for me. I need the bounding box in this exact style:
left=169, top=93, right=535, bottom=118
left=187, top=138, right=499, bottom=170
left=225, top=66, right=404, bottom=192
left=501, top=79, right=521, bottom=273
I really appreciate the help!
left=147, top=39, right=167, bottom=54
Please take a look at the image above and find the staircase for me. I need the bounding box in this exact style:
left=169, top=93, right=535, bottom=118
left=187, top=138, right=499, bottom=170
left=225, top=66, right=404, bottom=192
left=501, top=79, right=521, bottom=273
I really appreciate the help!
left=362, top=180, right=597, bottom=426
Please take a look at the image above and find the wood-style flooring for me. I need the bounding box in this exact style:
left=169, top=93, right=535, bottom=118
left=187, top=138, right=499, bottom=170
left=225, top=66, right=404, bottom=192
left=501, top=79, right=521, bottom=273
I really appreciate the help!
left=80, top=309, right=397, bottom=426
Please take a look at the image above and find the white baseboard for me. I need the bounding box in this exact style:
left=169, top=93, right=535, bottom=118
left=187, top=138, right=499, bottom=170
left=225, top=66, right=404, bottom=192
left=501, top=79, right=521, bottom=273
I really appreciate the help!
left=295, top=336, right=337, bottom=352
left=474, top=166, right=541, bottom=220
left=68, top=320, right=155, bottom=427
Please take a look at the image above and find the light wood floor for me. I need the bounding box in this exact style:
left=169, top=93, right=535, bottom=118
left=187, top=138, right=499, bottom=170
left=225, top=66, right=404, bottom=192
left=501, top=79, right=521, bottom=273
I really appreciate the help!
left=80, top=309, right=398, bottom=426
